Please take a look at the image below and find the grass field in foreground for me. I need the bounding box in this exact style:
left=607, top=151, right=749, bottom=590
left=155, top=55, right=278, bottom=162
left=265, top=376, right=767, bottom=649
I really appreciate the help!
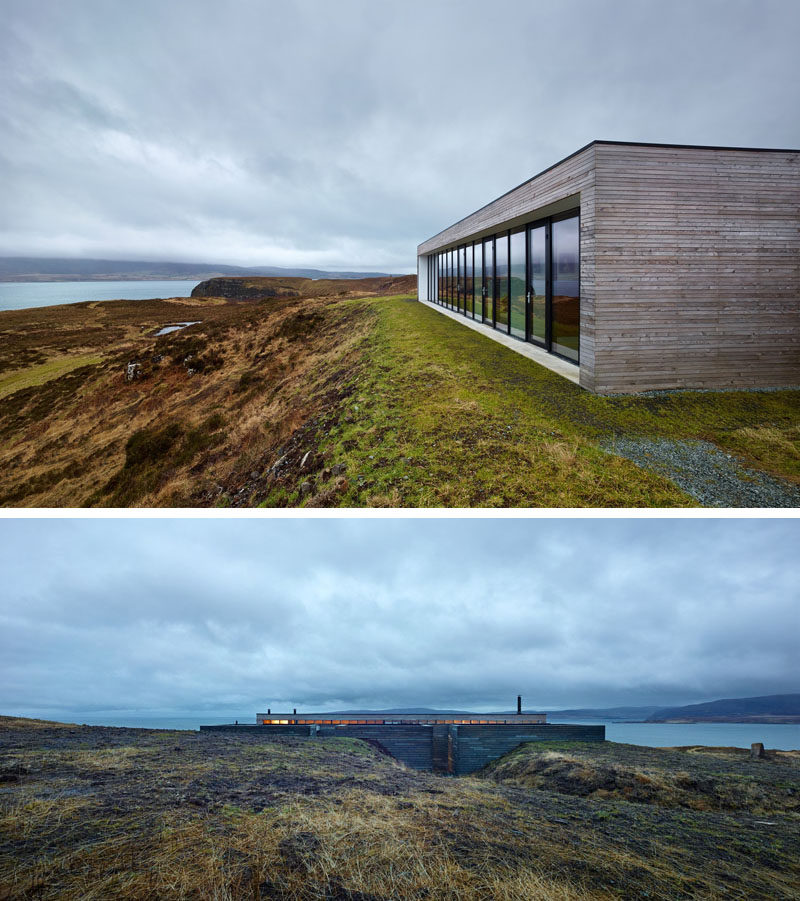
left=1, top=717, right=798, bottom=900
left=264, top=295, right=799, bottom=507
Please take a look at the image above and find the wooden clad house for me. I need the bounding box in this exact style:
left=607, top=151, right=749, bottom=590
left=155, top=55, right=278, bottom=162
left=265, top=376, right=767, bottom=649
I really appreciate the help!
left=416, top=141, right=800, bottom=394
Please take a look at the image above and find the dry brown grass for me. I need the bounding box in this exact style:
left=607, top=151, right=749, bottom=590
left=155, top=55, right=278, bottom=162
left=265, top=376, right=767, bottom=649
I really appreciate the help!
left=0, top=279, right=404, bottom=507
left=2, top=722, right=799, bottom=899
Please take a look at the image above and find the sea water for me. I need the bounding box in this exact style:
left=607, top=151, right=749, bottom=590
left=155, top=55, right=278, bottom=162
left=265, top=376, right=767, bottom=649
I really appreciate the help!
left=0, top=280, right=201, bottom=312
left=25, top=714, right=800, bottom=748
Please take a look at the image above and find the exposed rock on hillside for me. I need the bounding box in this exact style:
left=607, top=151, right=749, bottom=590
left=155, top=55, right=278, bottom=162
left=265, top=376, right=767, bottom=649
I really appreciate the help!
left=191, top=274, right=416, bottom=300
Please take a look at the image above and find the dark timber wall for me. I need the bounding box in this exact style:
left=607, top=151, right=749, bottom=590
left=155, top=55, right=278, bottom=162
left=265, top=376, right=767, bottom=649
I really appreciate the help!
left=200, top=723, right=604, bottom=774
left=454, top=723, right=604, bottom=775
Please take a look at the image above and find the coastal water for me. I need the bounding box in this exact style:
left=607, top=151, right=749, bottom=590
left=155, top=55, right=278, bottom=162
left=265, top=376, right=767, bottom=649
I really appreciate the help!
left=0, top=279, right=200, bottom=311
left=32, top=714, right=800, bottom=749
left=550, top=718, right=800, bottom=750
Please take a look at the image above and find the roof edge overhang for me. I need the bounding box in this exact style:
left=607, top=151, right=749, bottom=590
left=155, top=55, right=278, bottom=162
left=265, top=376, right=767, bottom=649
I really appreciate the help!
left=417, top=139, right=800, bottom=254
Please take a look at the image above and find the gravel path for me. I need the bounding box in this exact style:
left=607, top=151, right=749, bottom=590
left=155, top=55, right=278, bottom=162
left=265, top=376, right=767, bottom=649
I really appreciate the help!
left=603, top=437, right=800, bottom=508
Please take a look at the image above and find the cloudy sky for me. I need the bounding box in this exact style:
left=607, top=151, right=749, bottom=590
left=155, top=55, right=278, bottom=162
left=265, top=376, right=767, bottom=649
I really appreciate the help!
left=2, top=0, right=798, bottom=272
left=1, top=518, right=796, bottom=721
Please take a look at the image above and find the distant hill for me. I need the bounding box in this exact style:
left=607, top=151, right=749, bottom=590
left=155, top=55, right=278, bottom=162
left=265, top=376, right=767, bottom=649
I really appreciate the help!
left=646, top=693, right=800, bottom=723
left=545, top=706, right=663, bottom=721
left=0, top=256, right=394, bottom=282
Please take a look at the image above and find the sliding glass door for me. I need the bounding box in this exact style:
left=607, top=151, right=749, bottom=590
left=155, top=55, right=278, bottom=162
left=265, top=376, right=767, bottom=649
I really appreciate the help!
left=494, top=233, right=509, bottom=332
left=528, top=225, right=546, bottom=346
left=551, top=215, right=580, bottom=362
left=427, top=210, right=579, bottom=364
left=509, top=228, right=526, bottom=339
left=483, top=238, right=494, bottom=324
left=474, top=242, right=483, bottom=320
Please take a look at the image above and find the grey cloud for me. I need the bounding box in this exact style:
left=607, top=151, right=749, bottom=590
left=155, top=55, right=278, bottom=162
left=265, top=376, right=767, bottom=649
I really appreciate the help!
left=0, top=518, right=797, bottom=718
left=1, top=1, right=798, bottom=269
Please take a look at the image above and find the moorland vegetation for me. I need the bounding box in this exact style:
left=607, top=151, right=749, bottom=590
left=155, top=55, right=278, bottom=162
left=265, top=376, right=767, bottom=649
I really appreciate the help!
left=1, top=277, right=798, bottom=507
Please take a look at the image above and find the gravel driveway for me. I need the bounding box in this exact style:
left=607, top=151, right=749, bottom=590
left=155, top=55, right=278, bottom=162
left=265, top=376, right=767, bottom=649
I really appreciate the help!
left=603, top=437, right=800, bottom=508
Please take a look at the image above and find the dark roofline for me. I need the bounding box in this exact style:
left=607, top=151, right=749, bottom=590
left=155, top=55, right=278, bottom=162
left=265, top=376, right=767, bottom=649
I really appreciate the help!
left=419, top=139, right=800, bottom=250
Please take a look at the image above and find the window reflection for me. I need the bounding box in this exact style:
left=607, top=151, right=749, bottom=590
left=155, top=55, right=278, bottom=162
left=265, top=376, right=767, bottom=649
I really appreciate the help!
left=494, top=234, right=508, bottom=331
left=428, top=209, right=578, bottom=364
left=483, top=239, right=494, bottom=323
left=552, top=216, right=580, bottom=362
left=529, top=226, right=546, bottom=345
left=509, top=229, right=526, bottom=339
left=458, top=245, right=466, bottom=313
left=474, top=242, right=483, bottom=320
left=465, top=244, right=473, bottom=317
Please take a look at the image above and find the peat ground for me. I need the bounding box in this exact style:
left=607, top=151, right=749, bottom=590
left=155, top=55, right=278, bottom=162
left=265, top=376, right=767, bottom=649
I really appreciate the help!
left=1, top=717, right=798, bottom=899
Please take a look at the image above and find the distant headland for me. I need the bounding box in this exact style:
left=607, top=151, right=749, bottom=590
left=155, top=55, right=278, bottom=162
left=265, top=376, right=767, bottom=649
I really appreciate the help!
left=0, top=256, right=396, bottom=282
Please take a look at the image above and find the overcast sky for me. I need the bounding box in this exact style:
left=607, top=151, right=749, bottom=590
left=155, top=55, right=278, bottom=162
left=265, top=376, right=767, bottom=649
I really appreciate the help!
left=1, top=518, right=796, bottom=720
left=2, top=0, right=799, bottom=272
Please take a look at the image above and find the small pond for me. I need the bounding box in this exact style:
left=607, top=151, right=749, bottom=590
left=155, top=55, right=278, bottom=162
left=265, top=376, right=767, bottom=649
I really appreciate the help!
left=155, top=321, right=200, bottom=336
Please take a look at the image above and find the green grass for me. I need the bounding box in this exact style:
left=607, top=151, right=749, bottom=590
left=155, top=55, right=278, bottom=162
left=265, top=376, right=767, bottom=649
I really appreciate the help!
left=0, top=353, right=103, bottom=400
left=292, top=296, right=799, bottom=507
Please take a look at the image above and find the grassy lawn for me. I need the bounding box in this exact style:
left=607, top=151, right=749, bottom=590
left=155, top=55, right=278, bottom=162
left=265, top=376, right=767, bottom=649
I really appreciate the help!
left=271, top=295, right=799, bottom=507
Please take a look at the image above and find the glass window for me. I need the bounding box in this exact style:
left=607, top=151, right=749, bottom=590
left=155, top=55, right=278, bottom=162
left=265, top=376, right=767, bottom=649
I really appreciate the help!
left=483, top=238, right=493, bottom=323
left=449, top=249, right=454, bottom=308
left=494, top=233, right=509, bottom=332
left=509, top=228, right=526, bottom=339
left=552, top=216, right=580, bottom=362
left=458, top=245, right=466, bottom=313
left=474, top=241, right=483, bottom=320
left=529, top=226, right=546, bottom=345
left=465, top=244, right=473, bottom=317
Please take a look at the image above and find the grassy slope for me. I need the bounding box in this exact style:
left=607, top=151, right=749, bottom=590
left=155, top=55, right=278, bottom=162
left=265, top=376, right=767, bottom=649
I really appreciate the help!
left=0, top=285, right=798, bottom=507
left=289, top=296, right=798, bottom=507
left=1, top=719, right=798, bottom=899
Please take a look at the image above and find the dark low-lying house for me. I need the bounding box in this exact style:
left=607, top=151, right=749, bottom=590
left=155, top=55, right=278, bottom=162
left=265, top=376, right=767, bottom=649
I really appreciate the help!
left=201, top=704, right=604, bottom=774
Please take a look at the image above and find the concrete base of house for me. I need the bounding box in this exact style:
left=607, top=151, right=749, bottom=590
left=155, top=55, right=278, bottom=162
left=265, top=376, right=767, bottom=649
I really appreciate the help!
left=418, top=298, right=581, bottom=386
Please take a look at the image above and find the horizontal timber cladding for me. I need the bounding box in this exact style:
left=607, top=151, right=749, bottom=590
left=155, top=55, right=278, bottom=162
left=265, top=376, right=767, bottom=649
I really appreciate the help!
left=417, top=140, right=800, bottom=393
left=200, top=723, right=604, bottom=774
left=318, top=725, right=434, bottom=771
left=591, top=143, right=800, bottom=393
left=454, top=724, right=605, bottom=775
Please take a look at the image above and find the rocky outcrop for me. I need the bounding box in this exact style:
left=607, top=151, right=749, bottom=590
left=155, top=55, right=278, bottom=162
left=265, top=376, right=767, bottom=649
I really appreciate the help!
left=190, top=273, right=417, bottom=301
left=190, top=277, right=302, bottom=300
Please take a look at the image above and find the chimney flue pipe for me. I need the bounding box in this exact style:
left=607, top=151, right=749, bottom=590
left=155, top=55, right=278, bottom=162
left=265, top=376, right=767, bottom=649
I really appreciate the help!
left=517, top=695, right=522, bottom=715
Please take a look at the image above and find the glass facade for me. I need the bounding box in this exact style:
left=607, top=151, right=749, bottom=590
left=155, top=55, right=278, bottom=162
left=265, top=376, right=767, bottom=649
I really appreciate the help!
left=465, top=243, right=473, bottom=317
left=483, top=239, right=494, bottom=323
left=458, top=245, right=466, bottom=313
left=529, top=225, right=546, bottom=345
left=551, top=216, right=580, bottom=362
left=509, top=228, right=526, bottom=340
left=429, top=210, right=579, bottom=364
left=494, top=233, right=509, bottom=332
left=474, top=241, right=483, bottom=320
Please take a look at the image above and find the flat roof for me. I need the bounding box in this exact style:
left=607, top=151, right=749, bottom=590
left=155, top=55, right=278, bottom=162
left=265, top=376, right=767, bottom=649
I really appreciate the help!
left=257, top=712, right=547, bottom=725
left=419, top=139, right=800, bottom=250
